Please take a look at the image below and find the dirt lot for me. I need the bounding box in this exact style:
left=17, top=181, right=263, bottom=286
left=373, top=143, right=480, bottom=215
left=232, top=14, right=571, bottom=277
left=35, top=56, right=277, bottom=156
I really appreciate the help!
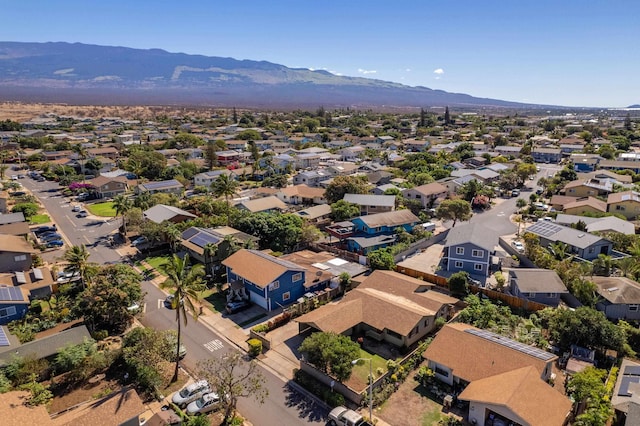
left=376, top=364, right=464, bottom=426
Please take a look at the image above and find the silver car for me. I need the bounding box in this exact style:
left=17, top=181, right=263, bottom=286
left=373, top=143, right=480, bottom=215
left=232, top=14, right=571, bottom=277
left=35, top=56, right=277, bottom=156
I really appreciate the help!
left=186, top=392, right=222, bottom=415
left=171, top=380, right=210, bottom=407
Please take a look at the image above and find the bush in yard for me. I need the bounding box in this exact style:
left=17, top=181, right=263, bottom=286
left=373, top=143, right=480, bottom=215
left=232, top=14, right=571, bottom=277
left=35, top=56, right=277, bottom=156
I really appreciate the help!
left=247, top=338, right=262, bottom=357
left=11, top=202, right=39, bottom=218
left=252, top=324, right=269, bottom=334
left=20, top=377, right=53, bottom=406
left=299, top=332, right=361, bottom=382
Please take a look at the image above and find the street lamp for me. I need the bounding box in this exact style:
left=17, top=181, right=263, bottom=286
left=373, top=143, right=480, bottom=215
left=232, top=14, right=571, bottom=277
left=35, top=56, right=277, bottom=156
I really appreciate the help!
left=352, top=358, right=373, bottom=422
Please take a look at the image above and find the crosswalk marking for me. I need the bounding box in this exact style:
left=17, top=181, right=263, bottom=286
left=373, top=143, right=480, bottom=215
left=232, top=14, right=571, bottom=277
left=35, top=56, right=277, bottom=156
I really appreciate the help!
left=204, top=339, right=224, bottom=352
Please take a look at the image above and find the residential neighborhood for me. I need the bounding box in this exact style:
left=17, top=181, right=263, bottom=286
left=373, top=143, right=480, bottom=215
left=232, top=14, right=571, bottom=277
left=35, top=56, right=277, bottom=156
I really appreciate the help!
left=0, top=105, right=640, bottom=426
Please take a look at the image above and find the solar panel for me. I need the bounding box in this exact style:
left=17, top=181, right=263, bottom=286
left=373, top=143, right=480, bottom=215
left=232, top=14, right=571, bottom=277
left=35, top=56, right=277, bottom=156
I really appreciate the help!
left=190, top=233, right=220, bottom=248
left=0, top=327, right=9, bottom=346
left=32, top=268, right=44, bottom=281
left=465, top=328, right=555, bottom=361
left=181, top=227, right=200, bottom=240
left=142, top=180, right=181, bottom=190
left=14, top=272, right=26, bottom=284
left=624, top=365, right=640, bottom=376
left=619, top=376, right=640, bottom=396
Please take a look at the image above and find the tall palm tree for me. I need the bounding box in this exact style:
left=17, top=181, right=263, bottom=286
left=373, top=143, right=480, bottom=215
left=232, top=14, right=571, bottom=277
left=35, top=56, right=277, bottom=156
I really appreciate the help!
left=165, top=223, right=182, bottom=253
left=160, top=254, right=205, bottom=383
left=63, top=245, right=95, bottom=290
left=615, top=257, right=639, bottom=278
left=113, top=194, right=132, bottom=236
left=72, top=144, right=88, bottom=181
left=211, top=174, right=239, bottom=225
left=203, top=243, right=218, bottom=277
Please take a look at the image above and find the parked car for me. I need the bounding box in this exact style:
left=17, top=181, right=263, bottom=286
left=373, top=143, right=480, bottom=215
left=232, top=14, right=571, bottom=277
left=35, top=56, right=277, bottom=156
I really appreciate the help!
left=10, top=175, right=17, bottom=180
left=76, top=210, right=88, bottom=218
left=171, top=380, right=211, bottom=407
left=511, top=241, right=525, bottom=253
left=34, top=225, right=57, bottom=234
left=41, top=233, right=62, bottom=242
left=72, top=204, right=82, bottom=212
left=186, top=392, right=222, bottom=415
left=511, top=189, right=520, bottom=197
left=225, top=300, right=251, bottom=314
left=57, top=271, right=80, bottom=282
left=45, top=240, right=64, bottom=248
left=164, top=294, right=184, bottom=309
left=131, top=236, right=148, bottom=247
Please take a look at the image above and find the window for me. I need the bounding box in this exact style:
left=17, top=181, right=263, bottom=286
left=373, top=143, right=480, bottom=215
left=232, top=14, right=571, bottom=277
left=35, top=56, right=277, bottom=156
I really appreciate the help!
left=269, top=281, right=280, bottom=290
left=455, top=261, right=463, bottom=268
left=588, top=247, right=595, bottom=254
left=14, top=255, right=26, bottom=262
left=435, top=366, right=449, bottom=377
left=474, top=264, right=483, bottom=271
left=424, top=318, right=430, bottom=327
left=0, top=306, right=16, bottom=318
left=630, top=304, right=639, bottom=311
left=472, top=249, right=484, bottom=258
left=455, top=247, right=464, bottom=255
left=616, top=205, right=625, bottom=211
left=547, top=293, right=556, bottom=298
left=282, top=292, right=290, bottom=302
left=292, top=273, right=302, bottom=282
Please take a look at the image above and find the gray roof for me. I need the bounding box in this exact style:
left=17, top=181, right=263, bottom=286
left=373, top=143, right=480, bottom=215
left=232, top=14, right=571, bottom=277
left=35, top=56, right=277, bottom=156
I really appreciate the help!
left=356, top=209, right=419, bottom=228
left=554, top=214, right=635, bottom=235
left=293, top=204, right=332, bottom=220
left=444, top=222, right=497, bottom=252
left=509, top=269, right=568, bottom=293
left=143, top=204, right=196, bottom=224
left=347, top=234, right=397, bottom=248
left=525, top=221, right=608, bottom=249
left=343, top=193, right=395, bottom=207
left=593, top=276, right=640, bottom=305
left=0, top=325, right=92, bottom=366
left=0, top=212, right=25, bottom=225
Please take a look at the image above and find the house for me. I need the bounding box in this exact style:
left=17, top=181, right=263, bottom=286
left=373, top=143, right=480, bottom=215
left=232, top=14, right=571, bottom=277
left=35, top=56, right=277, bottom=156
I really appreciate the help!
left=294, top=153, right=323, bottom=170
left=346, top=234, right=397, bottom=255
left=342, top=194, right=395, bottom=215
left=238, top=196, right=287, bottom=213
left=296, top=270, right=459, bottom=350
left=87, top=175, right=130, bottom=198
left=443, top=223, right=497, bottom=277
left=580, top=170, right=633, bottom=185
left=0, top=191, right=7, bottom=214
left=607, top=191, right=640, bottom=220
left=143, top=204, right=197, bottom=224
left=292, top=204, right=332, bottom=223
left=222, top=249, right=310, bottom=311
left=351, top=210, right=420, bottom=235
left=0, top=390, right=52, bottom=426
left=563, top=178, right=613, bottom=197
left=0, top=212, right=26, bottom=225
left=593, top=276, right=640, bottom=320
left=562, top=196, right=607, bottom=215
left=0, top=286, right=29, bottom=324
left=555, top=213, right=635, bottom=235
left=0, top=235, right=36, bottom=273
left=599, top=160, right=640, bottom=174
left=275, top=184, right=327, bottom=206
left=215, top=150, right=243, bottom=166
left=525, top=221, right=613, bottom=261
left=508, top=268, right=568, bottom=307
left=549, top=195, right=583, bottom=212
left=136, top=179, right=184, bottom=195
left=293, top=170, right=332, bottom=187
left=180, top=226, right=257, bottom=265
left=570, top=153, right=602, bottom=172
left=612, top=358, right=640, bottom=424
left=0, top=268, right=55, bottom=301
left=402, top=182, right=449, bottom=209
left=464, top=156, right=488, bottom=168
left=423, top=323, right=569, bottom=426
left=0, top=221, right=30, bottom=237
left=531, top=147, right=562, bottom=163
left=193, top=169, right=233, bottom=187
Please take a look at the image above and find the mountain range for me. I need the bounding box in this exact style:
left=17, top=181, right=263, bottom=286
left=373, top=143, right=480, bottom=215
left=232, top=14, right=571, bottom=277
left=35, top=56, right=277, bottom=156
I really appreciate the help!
left=0, top=41, right=541, bottom=109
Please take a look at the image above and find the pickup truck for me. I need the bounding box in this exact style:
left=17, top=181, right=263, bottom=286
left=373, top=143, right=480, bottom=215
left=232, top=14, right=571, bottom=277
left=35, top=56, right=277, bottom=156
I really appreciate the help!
left=328, top=406, right=372, bottom=426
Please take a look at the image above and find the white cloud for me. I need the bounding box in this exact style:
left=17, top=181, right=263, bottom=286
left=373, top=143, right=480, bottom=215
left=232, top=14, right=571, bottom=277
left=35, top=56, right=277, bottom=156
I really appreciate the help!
left=358, top=68, right=377, bottom=75
left=405, top=68, right=412, bottom=72
left=433, top=68, right=444, bottom=75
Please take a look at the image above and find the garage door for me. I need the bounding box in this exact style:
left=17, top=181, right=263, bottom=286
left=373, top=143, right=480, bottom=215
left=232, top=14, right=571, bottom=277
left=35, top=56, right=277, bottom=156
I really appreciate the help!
left=249, top=291, right=268, bottom=310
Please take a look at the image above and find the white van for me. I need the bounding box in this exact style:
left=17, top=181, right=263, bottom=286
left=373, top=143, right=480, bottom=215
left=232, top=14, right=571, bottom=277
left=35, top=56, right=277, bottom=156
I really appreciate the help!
left=421, top=222, right=436, bottom=232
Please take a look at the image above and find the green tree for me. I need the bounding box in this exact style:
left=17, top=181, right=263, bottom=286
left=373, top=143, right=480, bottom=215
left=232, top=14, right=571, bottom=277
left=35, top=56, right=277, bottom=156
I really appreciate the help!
left=20, top=376, right=53, bottom=407
left=198, top=353, right=268, bottom=425
left=211, top=174, right=239, bottom=226
left=367, top=248, right=396, bottom=270
left=160, top=254, right=205, bottom=383
left=457, top=179, right=484, bottom=202
left=324, top=175, right=370, bottom=204
left=516, top=198, right=527, bottom=210
left=444, top=106, right=451, bottom=125
left=63, top=245, right=96, bottom=290
left=436, top=199, right=472, bottom=227
left=330, top=200, right=361, bottom=221
left=11, top=202, right=39, bottom=218
left=113, top=194, right=132, bottom=236
left=236, top=129, right=261, bottom=140
left=122, top=327, right=175, bottom=393
left=447, top=271, right=469, bottom=298
left=299, top=332, right=361, bottom=382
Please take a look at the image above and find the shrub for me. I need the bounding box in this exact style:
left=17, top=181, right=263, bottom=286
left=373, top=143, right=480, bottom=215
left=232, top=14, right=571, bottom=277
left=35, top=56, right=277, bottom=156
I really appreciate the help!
left=93, top=330, right=109, bottom=341
left=252, top=324, right=269, bottom=334
left=247, top=339, right=262, bottom=357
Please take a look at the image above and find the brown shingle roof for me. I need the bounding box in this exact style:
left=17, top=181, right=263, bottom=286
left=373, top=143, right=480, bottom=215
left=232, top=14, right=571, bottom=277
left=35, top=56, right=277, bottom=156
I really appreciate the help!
left=239, top=196, right=287, bottom=213
left=607, top=190, right=640, bottom=204
left=222, top=249, right=304, bottom=287
left=409, top=182, right=448, bottom=196
left=52, top=387, right=144, bottom=426
left=0, top=235, right=36, bottom=254
left=0, top=391, right=52, bottom=426
left=592, top=276, right=640, bottom=304
left=459, top=366, right=572, bottom=426
left=423, top=323, right=555, bottom=382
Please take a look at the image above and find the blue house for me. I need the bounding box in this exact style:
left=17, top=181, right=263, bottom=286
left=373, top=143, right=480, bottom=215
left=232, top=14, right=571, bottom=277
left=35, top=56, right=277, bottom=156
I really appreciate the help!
left=351, top=210, right=420, bottom=235
left=0, top=286, right=29, bottom=325
left=222, top=249, right=311, bottom=311
left=443, top=223, right=497, bottom=277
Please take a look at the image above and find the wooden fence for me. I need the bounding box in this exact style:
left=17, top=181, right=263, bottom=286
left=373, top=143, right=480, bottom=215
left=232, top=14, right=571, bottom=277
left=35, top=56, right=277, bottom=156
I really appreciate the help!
left=468, top=285, right=549, bottom=312
left=395, top=265, right=448, bottom=287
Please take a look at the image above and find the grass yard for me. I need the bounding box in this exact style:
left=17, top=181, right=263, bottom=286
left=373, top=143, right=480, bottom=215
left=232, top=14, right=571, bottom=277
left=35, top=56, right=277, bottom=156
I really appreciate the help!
left=29, top=214, right=51, bottom=224
left=86, top=201, right=117, bottom=217
left=144, top=255, right=170, bottom=276
left=203, top=290, right=228, bottom=313
left=351, top=349, right=390, bottom=389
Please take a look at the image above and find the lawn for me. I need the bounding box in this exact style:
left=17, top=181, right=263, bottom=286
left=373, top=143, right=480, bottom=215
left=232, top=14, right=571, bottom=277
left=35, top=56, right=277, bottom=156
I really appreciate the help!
left=145, top=255, right=170, bottom=276
left=203, top=289, right=228, bottom=313
left=86, top=201, right=117, bottom=217
left=351, top=349, right=389, bottom=389
left=29, top=214, right=51, bottom=224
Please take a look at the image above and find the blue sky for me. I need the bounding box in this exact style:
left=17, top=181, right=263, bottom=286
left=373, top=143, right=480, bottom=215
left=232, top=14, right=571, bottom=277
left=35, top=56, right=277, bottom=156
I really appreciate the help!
left=2, top=0, right=639, bottom=107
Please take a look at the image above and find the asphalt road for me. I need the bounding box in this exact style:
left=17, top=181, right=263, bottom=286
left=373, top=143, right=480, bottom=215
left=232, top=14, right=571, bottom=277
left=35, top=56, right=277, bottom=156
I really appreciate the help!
left=22, top=175, right=328, bottom=426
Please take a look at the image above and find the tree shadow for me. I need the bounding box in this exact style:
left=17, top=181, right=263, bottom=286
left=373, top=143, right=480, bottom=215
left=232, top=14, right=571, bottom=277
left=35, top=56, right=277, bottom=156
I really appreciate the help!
left=283, top=381, right=327, bottom=423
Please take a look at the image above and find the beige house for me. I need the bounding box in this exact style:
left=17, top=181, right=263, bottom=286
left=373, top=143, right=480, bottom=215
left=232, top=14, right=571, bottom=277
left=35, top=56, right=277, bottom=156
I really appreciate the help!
left=563, top=178, right=613, bottom=197
left=563, top=196, right=607, bottom=215
left=275, top=184, right=327, bottom=206
left=88, top=175, right=130, bottom=198
left=402, top=182, right=449, bottom=209
left=607, top=191, right=640, bottom=220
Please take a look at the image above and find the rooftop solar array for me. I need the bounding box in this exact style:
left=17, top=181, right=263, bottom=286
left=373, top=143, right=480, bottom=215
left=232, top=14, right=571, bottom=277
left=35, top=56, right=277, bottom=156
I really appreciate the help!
left=619, top=376, right=640, bottom=396
left=32, top=268, right=44, bottom=281
left=0, top=286, right=24, bottom=301
left=527, top=221, right=563, bottom=238
left=142, top=179, right=181, bottom=190
left=190, top=232, right=220, bottom=248
left=14, top=272, right=26, bottom=284
left=624, top=365, right=640, bottom=376
left=181, top=227, right=200, bottom=240
left=0, top=327, right=9, bottom=346
left=465, top=328, right=555, bottom=361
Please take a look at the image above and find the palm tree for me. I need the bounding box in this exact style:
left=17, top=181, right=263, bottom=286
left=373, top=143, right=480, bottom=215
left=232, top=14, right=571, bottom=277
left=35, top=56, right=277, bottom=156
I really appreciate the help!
left=203, top=243, right=218, bottom=277
left=160, top=254, right=205, bottom=383
left=211, top=174, right=239, bottom=225
left=165, top=223, right=182, bottom=253
left=593, top=254, right=614, bottom=277
left=615, top=257, right=639, bottom=278
left=72, top=144, right=88, bottom=181
left=63, top=245, right=95, bottom=290
left=113, top=195, right=132, bottom=236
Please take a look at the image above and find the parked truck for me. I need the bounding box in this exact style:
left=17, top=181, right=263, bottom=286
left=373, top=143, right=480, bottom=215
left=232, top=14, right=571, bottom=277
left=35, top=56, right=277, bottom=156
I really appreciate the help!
left=327, top=406, right=372, bottom=426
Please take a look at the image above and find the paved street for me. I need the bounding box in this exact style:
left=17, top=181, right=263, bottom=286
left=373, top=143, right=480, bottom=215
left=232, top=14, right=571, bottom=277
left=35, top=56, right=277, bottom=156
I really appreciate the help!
left=21, top=176, right=327, bottom=426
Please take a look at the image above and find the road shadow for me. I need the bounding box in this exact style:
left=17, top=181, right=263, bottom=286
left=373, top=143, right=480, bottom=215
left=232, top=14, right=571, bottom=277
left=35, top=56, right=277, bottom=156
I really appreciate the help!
left=283, top=382, right=327, bottom=423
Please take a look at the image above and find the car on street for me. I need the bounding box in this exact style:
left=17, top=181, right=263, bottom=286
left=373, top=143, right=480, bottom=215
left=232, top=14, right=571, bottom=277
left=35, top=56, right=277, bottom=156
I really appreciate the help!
left=10, top=175, right=17, bottom=180
left=511, top=241, right=525, bottom=253
left=45, top=240, right=64, bottom=248
left=511, top=189, right=520, bottom=197
left=186, top=392, right=222, bottom=415
left=172, top=380, right=211, bottom=407
left=225, top=300, right=251, bottom=314
left=72, top=205, right=82, bottom=212
left=76, top=210, right=88, bottom=218
left=164, top=294, right=184, bottom=309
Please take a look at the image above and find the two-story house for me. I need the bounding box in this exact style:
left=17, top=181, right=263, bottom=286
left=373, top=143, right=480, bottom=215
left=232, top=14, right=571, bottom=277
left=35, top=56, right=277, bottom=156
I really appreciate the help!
left=275, top=184, right=327, bottom=206
left=402, top=182, right=449, bottom=209
left=607, top=191, right=640, bottom=220
left=193, top=169, right=234, bottom=188
left=222, top=249, right=312, bottom=311
left=443, top=223, right=497, bottom=277
left=345, top=210, right=420, bottom=254
left=342, top=194, right=395, bottom=215
left=0, top=235, right=36, bottom=273
left=563, top=178, right=613, bottom=198
left=531, top=147, right=562, bottom=163
left=87, top=175, right=130, bottom=198
left=593, top=276, right=640, bottom=321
